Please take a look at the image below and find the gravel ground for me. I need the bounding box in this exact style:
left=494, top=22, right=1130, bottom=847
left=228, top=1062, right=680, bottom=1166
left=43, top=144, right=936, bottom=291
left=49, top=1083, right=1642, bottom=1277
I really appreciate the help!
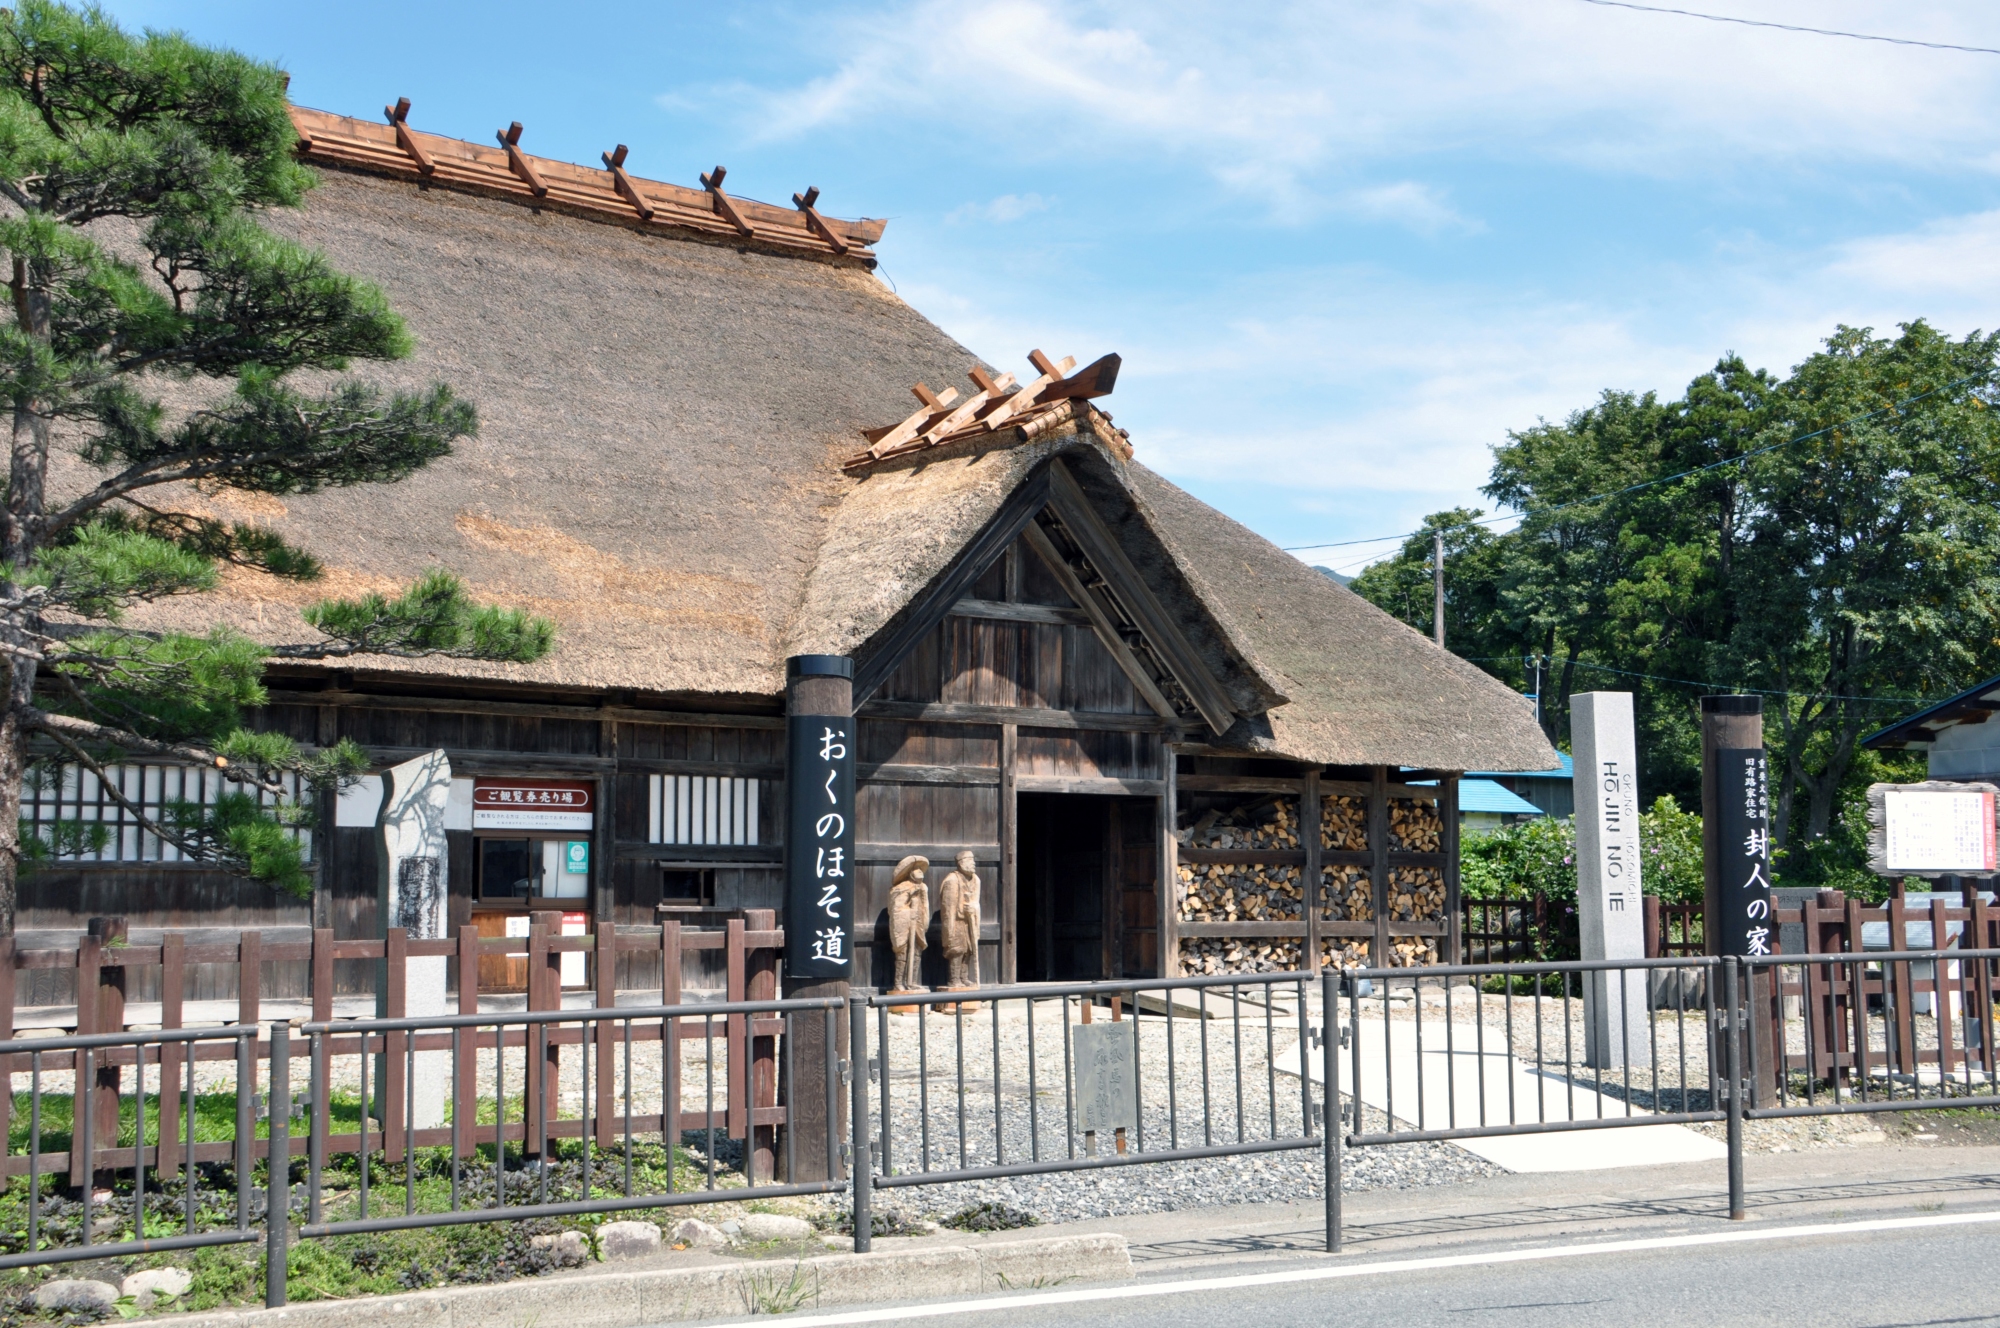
left=850, top=992, right=1497, bottom=1225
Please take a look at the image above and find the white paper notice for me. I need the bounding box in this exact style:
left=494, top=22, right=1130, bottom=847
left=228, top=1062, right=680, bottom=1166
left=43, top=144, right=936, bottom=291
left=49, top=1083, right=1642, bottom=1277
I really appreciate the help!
left=1884, top=790, right=1997, bottom=872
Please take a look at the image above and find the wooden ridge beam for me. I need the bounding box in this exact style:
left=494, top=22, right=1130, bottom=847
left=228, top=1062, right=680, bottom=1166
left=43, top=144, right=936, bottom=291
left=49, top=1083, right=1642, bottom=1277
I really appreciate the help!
left=288, top=108, right=882, bottom=263
left=792, top=186, right=848, bottom=255
left=383, top=97, right=433, bottom=175
left=601, top=144, right=654, bottom=220
left=496, top=122, right=548, bottom=197
left=701, top=166, right=756, bottom=237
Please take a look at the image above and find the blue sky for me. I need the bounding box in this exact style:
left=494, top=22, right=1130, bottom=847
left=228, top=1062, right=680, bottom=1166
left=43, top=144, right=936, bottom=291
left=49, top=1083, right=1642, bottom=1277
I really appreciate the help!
left=104, top=1, right=2000, bottom=574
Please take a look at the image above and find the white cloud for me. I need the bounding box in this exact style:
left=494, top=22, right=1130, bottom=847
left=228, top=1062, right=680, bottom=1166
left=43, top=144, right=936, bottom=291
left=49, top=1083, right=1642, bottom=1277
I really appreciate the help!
left=946, top=192, right=1053, bottom=224
left=1337, top=182, right=1482, bottom=236
left=712, top=1, right=2000, bottom=198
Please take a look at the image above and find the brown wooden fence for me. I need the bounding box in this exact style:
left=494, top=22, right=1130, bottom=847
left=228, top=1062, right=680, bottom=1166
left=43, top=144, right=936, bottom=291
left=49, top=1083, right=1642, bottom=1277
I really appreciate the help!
left=0, top=910, right=788, bottom=1185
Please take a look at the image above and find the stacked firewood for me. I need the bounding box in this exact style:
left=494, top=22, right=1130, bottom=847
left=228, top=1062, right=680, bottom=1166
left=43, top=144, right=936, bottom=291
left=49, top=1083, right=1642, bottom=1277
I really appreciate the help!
left=1181, top=939, right=1302, bottom=974
left=1387, top=796, right=1442, bottom=851
left=1320, top=794, right=1366, bottom=850
left=1176, top=797, right=1304, bottom=924
left=1178, top=862, right=1304, bottom=921
left=1386, top=866, right=1446, bottom=922
left=1320, top=864, right=1370, bottom=921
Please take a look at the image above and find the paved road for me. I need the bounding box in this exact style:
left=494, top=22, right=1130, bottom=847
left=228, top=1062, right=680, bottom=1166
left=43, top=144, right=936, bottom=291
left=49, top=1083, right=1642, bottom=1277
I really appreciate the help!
left=749, top=1211, right=2000, bottom=1328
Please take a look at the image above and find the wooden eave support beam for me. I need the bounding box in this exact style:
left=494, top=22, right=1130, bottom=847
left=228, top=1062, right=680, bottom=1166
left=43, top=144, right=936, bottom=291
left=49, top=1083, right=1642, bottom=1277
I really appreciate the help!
left=701, top=166, right=756, bottom=238
left=792, top=186, right=848, bottom=255
left=497, top=122, right=548, bottom=197
left=602, top=144, right=655, bottom=221
left=1043, top=458, right=1240, bottom=735
left=1019, top=517, right=1179, bottom=722
left=384, top=97, right=434, bottom=176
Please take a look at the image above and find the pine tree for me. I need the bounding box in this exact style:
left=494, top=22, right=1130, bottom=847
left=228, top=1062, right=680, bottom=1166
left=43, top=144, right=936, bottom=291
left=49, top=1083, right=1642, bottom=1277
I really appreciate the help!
left=0, top=2, right=553, bottom=930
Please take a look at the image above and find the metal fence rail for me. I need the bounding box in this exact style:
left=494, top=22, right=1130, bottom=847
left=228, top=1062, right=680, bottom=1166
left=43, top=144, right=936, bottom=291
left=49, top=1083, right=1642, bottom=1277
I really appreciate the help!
left=850, top=973, right=1326, bottom=1251
left=13, top=950, right=2000, bottom=1308
left=0, top=1024, right=264, bottom=1271
left=1747, top=948, right=2000, bottom=1118
left=1337, top=956, right=1725, bottom=1148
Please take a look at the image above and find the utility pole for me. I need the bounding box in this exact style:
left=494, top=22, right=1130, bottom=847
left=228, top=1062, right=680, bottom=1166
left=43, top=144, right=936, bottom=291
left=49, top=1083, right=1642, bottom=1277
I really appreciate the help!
left=1433, top=530, right=1445, bottom=649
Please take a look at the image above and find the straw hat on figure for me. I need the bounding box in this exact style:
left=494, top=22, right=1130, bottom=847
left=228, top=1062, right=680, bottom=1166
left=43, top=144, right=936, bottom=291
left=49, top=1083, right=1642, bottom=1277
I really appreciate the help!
left=887, top=855, right=930, bottom=1010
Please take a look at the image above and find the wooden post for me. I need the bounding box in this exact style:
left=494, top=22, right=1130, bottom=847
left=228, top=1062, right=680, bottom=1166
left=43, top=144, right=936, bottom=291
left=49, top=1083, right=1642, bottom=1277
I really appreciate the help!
left=780, top=656, right=850, bottom=1183
left=527, top=910, right=560, bottom=1160
left=1887, top=892, right=1916, bottom=1074
left=745, top=908, right=778, bottom=1181
left=1001, top=722, right=1018, bottom=983
left=457, top=925, right=479, bottom=1156
left=383, top=927, right=406, bottom=1160
left=662, top=921, right=682, bottom=1144
left=726, top=918, right=748, bottom=1142
left=158, top=932, right=185, bottom=1176
left=1701, top=696, right=1771, bottom=1102
left=75, top=918, right=126, bottom=1190
left=311, top=929, right=334, bottom=1024
left=1369, top=767, right=1390, bottom=968
left=1643, top=895, right=1662, bottom=960
left=1303, top=769, right=1322, bottom=975
left=1160, top=743, right=1180, bottom=977
left=1442, top=773, right=1462, bottom=966
left=594, top=923, right=617, bottom=1149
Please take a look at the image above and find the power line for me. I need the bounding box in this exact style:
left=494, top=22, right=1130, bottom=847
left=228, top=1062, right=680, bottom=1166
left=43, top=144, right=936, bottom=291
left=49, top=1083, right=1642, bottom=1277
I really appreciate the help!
left=1578, top=0, right=2000, bottom=57
left=1459, top=656, right=1939, bottom=706
left=1284, top=372, right=1983, bottom=555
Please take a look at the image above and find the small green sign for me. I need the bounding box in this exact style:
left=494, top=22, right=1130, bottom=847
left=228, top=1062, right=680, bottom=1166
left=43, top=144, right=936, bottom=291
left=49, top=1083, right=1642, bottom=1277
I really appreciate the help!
left=564, top=840, right=590, bottom=874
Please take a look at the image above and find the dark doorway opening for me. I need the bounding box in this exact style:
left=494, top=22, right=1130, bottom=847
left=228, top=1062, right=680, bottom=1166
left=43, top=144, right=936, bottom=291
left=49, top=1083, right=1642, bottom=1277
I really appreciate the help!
left=1016, top=793, right=1159, bottom=982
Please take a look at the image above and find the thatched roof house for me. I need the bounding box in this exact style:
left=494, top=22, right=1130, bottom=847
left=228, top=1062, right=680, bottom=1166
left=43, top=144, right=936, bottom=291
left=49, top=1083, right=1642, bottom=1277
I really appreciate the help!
left=33, top=104, right=1554, bottom=990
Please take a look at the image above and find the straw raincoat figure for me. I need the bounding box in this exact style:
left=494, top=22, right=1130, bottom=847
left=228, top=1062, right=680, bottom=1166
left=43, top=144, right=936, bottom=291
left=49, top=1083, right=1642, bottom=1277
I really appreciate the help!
left=887, top=855, right=930, bottom=994
left=939, top=850, right=981, bottom=992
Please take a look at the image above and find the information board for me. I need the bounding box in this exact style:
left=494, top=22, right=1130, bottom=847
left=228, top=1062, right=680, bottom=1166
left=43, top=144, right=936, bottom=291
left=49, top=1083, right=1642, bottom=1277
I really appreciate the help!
left=1868, top=782, right=1999, bottom=877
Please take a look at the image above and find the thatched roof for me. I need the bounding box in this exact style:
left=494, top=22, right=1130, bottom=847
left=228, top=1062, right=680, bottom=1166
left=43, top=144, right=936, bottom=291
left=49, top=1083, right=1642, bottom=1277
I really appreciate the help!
left=105, top=111, right=1554, bottom=773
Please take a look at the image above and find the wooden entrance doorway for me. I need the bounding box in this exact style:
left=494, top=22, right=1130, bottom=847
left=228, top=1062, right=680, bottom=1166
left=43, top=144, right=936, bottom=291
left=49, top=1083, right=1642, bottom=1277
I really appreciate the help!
left=1016, top=793, right=1159, bottom=981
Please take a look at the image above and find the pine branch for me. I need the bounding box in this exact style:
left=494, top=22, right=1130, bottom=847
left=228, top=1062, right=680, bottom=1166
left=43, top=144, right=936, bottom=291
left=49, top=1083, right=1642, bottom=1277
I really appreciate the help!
left=26, top=708, right=288, bottom=798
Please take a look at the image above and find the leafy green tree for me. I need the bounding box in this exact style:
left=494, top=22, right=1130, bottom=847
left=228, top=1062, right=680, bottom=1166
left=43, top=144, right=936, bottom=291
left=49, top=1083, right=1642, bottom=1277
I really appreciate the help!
left=1348, top=509, right=1518, bottom=680
left=1726, top=323, right=2000, bottom=845
left=0, top=3, right=553, bottom=929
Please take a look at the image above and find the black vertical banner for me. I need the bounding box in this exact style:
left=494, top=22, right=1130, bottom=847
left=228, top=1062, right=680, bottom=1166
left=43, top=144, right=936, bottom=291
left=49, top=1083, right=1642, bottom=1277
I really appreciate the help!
left=1713, top=747, right=1773, bottom=956
left=786, top=711, right=855, bottom=977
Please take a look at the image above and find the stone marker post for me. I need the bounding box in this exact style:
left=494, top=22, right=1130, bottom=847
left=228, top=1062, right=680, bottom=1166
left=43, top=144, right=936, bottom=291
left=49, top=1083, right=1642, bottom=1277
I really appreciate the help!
left=1571, top=692, right=1650, bottom=1068
left=377, top=748, right=453, bottom=1128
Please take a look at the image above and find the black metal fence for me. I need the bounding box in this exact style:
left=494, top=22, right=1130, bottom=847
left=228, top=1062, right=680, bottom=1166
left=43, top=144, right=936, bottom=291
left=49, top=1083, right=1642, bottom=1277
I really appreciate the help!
left=8, top=950, right=2000, bottom=1306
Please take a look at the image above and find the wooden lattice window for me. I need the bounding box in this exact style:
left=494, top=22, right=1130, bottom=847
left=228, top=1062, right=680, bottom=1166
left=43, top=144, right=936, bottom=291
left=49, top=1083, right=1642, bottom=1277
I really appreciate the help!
left=646, top=775, right=762, bottom=846
left=23, top=762, right=313, bottom=863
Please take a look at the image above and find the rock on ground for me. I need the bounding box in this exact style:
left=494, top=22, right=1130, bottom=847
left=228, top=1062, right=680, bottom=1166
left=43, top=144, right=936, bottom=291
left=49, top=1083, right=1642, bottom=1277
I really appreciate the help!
left=597, top=1219, right=664, bottom=1261
left=121, top=1267, right=193, bottom=1307
left=32, top=1280, right=119, bottom=1312
left=529, top=1231, right=589, bottom=1263
left=738, top=1213, right=814, bottom=1242
left=668, top=1217, right=728, bottom=1248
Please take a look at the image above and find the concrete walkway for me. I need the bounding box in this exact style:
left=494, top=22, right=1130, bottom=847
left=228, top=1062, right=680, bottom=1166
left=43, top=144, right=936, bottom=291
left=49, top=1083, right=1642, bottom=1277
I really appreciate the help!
left=1273, top=1013, right=1726, bottom=1172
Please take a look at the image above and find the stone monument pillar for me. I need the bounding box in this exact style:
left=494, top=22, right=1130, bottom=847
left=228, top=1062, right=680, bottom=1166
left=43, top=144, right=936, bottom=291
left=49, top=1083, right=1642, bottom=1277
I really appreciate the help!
left=376, top=749, right=453, bottom=1128
left=1571, top=692, right=1649, bottom=1068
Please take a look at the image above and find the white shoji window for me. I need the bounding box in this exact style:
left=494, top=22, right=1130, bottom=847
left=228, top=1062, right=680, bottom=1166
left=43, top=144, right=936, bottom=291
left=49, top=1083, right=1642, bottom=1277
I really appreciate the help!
left=23, top=763, right=313, bottom=863
left=647, top=775, right=761, bottom=846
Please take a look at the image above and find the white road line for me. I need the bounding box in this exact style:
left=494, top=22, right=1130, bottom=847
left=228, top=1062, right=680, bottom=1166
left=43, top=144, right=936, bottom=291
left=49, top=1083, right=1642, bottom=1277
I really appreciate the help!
left=714, top=1208, right=2000, bottom=1328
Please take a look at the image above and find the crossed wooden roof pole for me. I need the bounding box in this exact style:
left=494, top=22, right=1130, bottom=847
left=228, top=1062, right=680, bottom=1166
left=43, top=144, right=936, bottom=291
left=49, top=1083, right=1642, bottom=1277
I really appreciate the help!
left=317, top=99, right=881, bottom=262
left=846, top=351, right=1123, bottom=471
